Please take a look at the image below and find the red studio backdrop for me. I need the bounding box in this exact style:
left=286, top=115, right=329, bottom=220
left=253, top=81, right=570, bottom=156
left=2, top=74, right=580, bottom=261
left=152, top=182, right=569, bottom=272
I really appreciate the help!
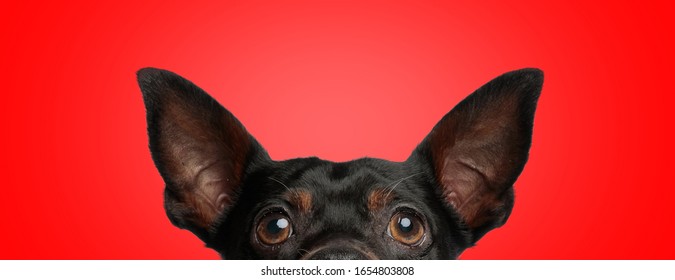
left=1, top=1, right=674, bottom=260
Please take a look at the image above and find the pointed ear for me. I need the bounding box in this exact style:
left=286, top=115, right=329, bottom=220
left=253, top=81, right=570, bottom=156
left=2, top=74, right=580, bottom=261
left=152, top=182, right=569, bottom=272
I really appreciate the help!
left=138, top=68, right=268, bottom=242
left=410, top=68, right=543, bottom=242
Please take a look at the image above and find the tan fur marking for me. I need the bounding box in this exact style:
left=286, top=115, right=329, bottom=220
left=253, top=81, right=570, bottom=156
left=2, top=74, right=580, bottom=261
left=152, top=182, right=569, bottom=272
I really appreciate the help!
left=284, top=189, right=313, bottom=213
left=368, top=188, right=394, bottom=211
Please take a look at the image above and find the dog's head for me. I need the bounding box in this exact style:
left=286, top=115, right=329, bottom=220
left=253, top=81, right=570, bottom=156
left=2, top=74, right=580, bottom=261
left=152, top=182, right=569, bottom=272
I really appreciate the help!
left=138, top=68, right=542, bottom=259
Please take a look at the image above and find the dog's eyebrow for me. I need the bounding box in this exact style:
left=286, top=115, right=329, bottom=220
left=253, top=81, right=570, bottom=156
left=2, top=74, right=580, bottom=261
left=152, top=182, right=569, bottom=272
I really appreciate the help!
left=368, top=188, right=395, bottom=211
left=283, top=188, right=313, bottom=213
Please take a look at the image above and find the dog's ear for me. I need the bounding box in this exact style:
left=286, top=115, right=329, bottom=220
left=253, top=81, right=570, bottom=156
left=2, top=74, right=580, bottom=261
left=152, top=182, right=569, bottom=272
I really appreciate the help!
left=137, top=68, right=268, bottom=242
left=410, top=68, right=543, bottom=243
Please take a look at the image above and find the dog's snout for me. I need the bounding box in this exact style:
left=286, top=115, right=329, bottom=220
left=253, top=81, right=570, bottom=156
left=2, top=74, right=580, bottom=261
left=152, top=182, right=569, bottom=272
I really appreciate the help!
left=300, top=237, right=379, bottom=260
left=305, top=247, right=370, bottom=260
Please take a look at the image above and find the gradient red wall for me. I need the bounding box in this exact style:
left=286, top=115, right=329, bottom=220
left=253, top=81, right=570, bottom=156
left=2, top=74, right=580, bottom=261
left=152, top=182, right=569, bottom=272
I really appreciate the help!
left=1, top=1, right=673, bottom=259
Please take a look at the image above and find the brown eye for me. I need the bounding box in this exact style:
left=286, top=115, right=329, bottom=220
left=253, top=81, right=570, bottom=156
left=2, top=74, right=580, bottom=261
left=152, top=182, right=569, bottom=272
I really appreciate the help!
left=387, top=211, right=425, bottom=246
left=256, top=212, right=293, bottom=246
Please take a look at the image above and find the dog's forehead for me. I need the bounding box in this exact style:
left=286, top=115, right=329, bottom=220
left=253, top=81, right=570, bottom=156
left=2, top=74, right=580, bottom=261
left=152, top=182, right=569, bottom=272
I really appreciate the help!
left=285, top=158, right=403, bottom=188
left=269, top=158, right=428, bottom=244
left=272, top=158, right=410, bottom=211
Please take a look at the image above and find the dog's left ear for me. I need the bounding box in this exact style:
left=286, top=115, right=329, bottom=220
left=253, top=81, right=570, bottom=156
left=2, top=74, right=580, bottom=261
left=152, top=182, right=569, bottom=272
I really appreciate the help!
left=410, top=68, right=543, bottom=243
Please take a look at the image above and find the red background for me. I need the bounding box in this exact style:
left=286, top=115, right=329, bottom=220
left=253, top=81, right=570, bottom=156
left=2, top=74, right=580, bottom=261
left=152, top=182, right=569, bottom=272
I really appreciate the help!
left=2, top=1, right=674, bottom=259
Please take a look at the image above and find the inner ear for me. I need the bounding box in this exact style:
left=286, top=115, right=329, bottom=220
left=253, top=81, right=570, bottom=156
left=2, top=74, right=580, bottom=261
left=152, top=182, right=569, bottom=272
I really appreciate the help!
left=411, top=68, right=543, bottom=241
left=138, top=68, right=267, bottom=241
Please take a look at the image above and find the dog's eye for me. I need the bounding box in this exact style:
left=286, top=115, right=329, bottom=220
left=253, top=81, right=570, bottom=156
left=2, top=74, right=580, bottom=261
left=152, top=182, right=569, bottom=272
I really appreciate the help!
left=387, top=211, right=425, bottom=246
left=256, top=212, right=293, bottom=246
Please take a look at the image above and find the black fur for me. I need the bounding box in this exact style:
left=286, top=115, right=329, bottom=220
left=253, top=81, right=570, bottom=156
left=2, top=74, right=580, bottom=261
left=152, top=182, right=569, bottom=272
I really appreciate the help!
left=138, top=67, right=543, bottom=259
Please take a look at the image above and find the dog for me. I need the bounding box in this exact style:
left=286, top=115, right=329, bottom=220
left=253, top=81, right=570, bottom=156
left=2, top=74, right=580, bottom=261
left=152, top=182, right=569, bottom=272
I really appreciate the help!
left=138, top=67, right=543, bottom=259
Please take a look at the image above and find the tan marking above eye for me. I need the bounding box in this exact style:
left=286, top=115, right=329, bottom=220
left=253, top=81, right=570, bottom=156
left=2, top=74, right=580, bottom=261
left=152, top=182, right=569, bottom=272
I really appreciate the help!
left=368, top=188, right=394, bottom=211
left=283, top=189, right=312, bottom=213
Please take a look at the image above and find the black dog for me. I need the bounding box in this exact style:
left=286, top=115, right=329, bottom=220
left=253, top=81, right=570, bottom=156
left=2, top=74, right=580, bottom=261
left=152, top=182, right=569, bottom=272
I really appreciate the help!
left=138, top=68, right=543, bottom=259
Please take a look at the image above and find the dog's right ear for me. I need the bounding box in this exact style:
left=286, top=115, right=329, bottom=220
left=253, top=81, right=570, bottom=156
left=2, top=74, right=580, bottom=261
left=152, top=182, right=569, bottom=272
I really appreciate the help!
left=137, top=68, right=268, bottom=242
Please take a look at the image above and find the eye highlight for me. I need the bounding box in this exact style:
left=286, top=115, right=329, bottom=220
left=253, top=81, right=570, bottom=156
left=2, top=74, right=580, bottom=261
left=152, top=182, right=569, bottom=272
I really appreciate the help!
left=256, top=212, right=293, bottom=246
left=387, top=211, right=425, bottom=246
